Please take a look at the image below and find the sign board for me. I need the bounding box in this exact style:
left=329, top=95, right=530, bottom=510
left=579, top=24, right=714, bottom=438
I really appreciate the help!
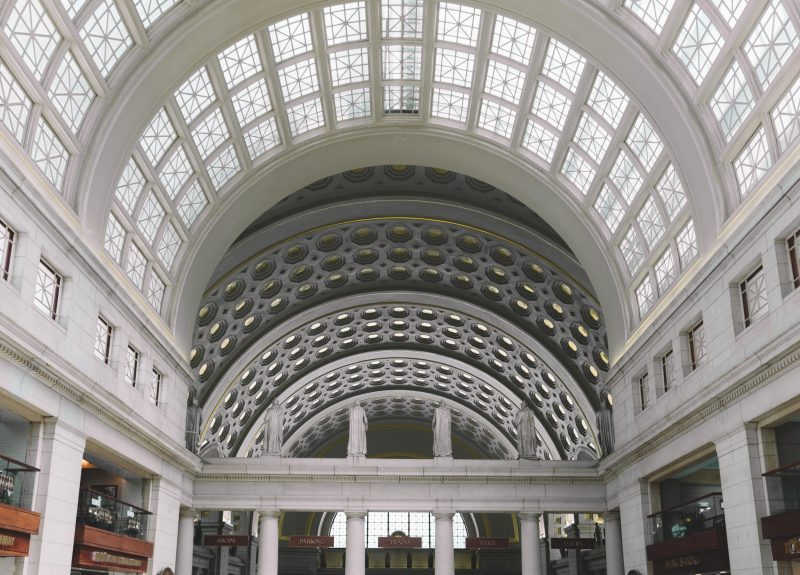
left=465, top=537, right=510, bottom=549
left=550, top=538, right=595, bottom=550
left=203, top=535, right=251, bottom=547
left=73, top=547, right=148, bottom=574
left=290, top=535, right=334, bottom=548
left=378, top=536, right=422, bottom=548
left=651, top=550, right=730, bottom=575
left=770, top=536, right=800, bottom=562
left=0, top=528, right=30, bottom=557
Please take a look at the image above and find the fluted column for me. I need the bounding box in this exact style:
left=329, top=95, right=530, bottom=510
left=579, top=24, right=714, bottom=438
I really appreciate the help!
left=345, top=512, right=367, bottom=575
left=604, top=511, right=623, bottom=575
left=258, top=511, right=281, bottom=575
left=518, top=513, right=542, bottom=575
left=433, top=512, right=454, bottom=575
left=175, top=508, right=196, bottom=575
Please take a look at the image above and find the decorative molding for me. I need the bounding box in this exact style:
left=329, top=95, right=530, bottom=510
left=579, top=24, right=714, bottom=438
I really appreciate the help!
left=194, top=473, right=604, bottom=485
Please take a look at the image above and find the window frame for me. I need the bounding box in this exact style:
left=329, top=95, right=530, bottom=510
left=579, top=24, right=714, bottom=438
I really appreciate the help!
left=94, top=316, right=113, bottom=364
left=739, top=265, right=766, bottom=327
left=688, top=321, right=706, bottom=371
left=125, top=345, right=140, bottom=387
left=34, top=259, right=62, bottom=320
left=660, top=349, right=674, bottom=394
left=787, top=229, right=800, bottom=289
left=150, top=367, right=161, bottom=405
left=637, top=372, right=649, bottom=412
left=0, top=219, right=14, bottom=281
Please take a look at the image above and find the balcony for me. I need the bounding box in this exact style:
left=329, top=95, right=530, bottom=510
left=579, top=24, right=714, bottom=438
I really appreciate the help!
left=761, top=460, right=800, bottom=562
left=0, top=454, right=40, bottom=558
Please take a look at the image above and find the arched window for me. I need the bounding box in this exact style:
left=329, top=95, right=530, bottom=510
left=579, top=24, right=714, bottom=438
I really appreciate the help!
left=328, top=512, right=468, bottom=548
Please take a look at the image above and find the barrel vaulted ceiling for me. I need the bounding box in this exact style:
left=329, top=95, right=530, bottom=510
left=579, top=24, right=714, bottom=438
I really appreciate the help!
left=1, top=0, right=799, bottom=353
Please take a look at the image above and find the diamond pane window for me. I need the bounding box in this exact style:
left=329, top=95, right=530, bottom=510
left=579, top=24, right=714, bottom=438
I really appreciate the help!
left=244, top=116, right=281, bottom=158
left=743, top=0, right=799, bottom=90
left=384, top=85, right=419, bottom=113
left=531, top=82, right=571, bottom=130
left=710, top=60, right=754, bottom=141
left=104, top=211, right=126, bottom=263
left=594, top=185, right=624, bottom=233
left=0, top=219, right=14, bottom=281
left=522, top=119, right=558, bottom=163
left=636, top=276, right=655, bottom=317
left=324, top=2, right=367, bottom=46
left=437, top=3, right=481, bottom=47
left=125, top=345, right=139, bottom=386
left=137, top=191, right=165, bottom=244
left=382, top=45, right=422, bottom=80
left=478, top=99, right=516, bottom=139
left=157, top=221, right=181, bottom=270
left=125, top=242, right=147, bottom=289
left=656, top=163, right=686, bottom=220
left=381, top=0, right=424, bottom=39
left=620, top=226, right=645, bottom=273
left=159, top=145, right=193, bottom=198
left=116, top=158, right=145, bottom=213
left=636, top=196, right=665, bottom=248
left=334, top=87, right=372, bottom=121
left=491, top=15, right=535, bottom=66
left=192, top=108, right=230, bottom=159
left=0, top=62, right=32, bottom=144
left=654, top=248, right=677, bottom=294
left=573, top=113, right=612, bottom=163
left=542, top=39, right=586, bottom=93
left=176, top=181, right=207, bottom=228
left=175, top=67, right=216, bottom=123
left=146, top=271, right=165, bottom=312
left=627, top=114, right=663, bottom=172
left=269, top=13, right=313, bottom=63
left=218, top=35, right=262, bottom=89
left=484, top=59, right=525, bottom=105
left=286, top=98, right=325, bottom=135
left=672, top=4, right=724, bottom=85
left=140, top=108, right=176, bottom=166
left=688, top=320, right=706, bottom=370
left=740, top=265, right=767, bottom=327
left=330, top=48, right=370, bottom=87
left=61, top=0, right=88, bottom=19
left=434, top=49, right=475, bottom=88
left=80, top=0, right=132, bottom=77
left=31, top=117, right=68, bottom=191
left=624, top=0, right=675, bottom=35
left=49, top=51, right=95, bottom=133
left=134, top=0, right=178, bottom=29
left=561, top=148, right=596, bottom=195
left=676, top=219, right=697, bottom=267
left=278, top=58, right=320, bottom=101
left=5, top=0, right=62, bottom=80
left=34, top=259, right=61, bottom=319
left=94, top=316, right=112, bottom=364
left=149, top=368, right=161, bottom=405
left=734, top=126, right=772, bottom=196
left=772, top=75, right=800, bottom=153
left=610, top=149, right=643, bottom=203
left=431, top=88, right=469, bottom=123
left=587, top=71, right=629, bottom=129
left=710, top=0, right=747, bottom=28
left=206, top=145, right=241, bottom=190
left=231, top=79, right=271, bottom=127
left=661, top=350, right=675, bottom=393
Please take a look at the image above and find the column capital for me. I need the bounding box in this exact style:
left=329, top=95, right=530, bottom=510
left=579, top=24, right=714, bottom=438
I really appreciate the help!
left=516, top=512, right=542, bottom=522
left=432, top=512, right=454, bottom=521
left=345, top=511, right=367, bottom=520
left=179, top=507, right=196, bottom=519
left=258, top=510, right=281, bottom=519
left=603, top=510, right=620, bottom=522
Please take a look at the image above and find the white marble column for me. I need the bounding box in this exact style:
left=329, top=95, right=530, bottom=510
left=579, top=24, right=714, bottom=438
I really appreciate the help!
left=345, top=512, right=366, bottom=575
left=716, top=424, right=774, bottom=575
left=147, top=477, right=182, bottom=574
left=434, top=512, right=454, bottom=575
left=258, top=511, right=280, bottom=575
left=518, top=513, right=542, bottom=575
left=175, top=508, right=195, bottom=575
left=604, top=511, right=623, bottom=575
left=26, top=418, right=86, bottom=575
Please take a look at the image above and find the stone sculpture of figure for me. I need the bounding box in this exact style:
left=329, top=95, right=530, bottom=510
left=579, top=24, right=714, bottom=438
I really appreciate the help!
left=347, top=402, right=368, bottom=457
left=597, top=392, right=615, bottom=456
left=514, top=405, right=539, bottom=459
left=264, top=402, right=283, bottom=456
left=185, top=388, right=201, bottom=452
left=432, top=405, right=452, bottom=457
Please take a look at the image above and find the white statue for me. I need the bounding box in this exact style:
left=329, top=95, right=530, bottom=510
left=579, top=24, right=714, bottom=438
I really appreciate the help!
left=432, top=405, right=452, bottom=457
left=347, top=402, right=368, bottom=457
left=264, top=402, right=283, bottom=456
left=514, top=405, right=539, bottom=460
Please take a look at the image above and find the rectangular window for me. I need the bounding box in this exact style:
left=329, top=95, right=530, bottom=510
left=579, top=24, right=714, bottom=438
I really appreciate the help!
left=34, top=259, right=62, bottom=320
left=638, top=373, right=649, bottom=411
left=125, top=345, right=139, bottom=386
left=661, top=350, right=674, bottom=393
left=688, top=321, right=706, bottom=370
left=94, top=316, right=113, bottom=364
left=740, top=265, right=767, bottom=327
left=150, top=368, right=161, bottom=405
left=0, top=219, right=14, bottom=281
left=787, top=230, right=800, bottom=289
